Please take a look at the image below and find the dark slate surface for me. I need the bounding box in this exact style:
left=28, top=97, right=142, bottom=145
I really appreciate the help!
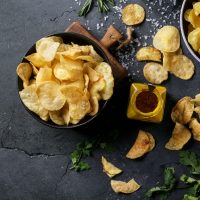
left=1, top=0, right=200, bottom=199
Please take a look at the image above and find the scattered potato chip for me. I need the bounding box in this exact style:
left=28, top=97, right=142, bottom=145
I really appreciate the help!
left=126, top=130, right=151, bottom=159
left=188, top=28, right=200, bottom=51
left=25, top=53, right=51, bottom=68
left=193, top=2, right=200, bottom=16
left=101, top=156, right=122, bottom=178
left=136, top=47, right=162, bottom=62
left=171, top=97, right=194, bottom=124
left=184, top=9, right=192, bottom=22
left=188, top=10, right=200, bottom=28
left=143, top=62, right=168, bottom=84
left=189, top=118, right=200, bottom=141
left=37, top=81, right=66, bottom=111
left=122, top=4, right=145, bottom=25
left=111, top=179, right=141, bottom=194
left=146, top=132, right=156, bottom=152
left=167, top=55, right=195, bottom=80
left=165, top=123, right=191, bottom=150
left=95, top=62, right=114, bottom=100
left=16, top=63, right=32, bottom=86
left=153, top=26, right=180, bottom=52
left=19, top=85, right=49, bottom=121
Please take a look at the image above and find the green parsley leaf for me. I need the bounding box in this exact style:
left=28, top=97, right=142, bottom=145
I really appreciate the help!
left=179, top=151, right=200, bottom=175
left=146, top=167, right=176, bottom=198
left=183, top=194, right=200, bottom=200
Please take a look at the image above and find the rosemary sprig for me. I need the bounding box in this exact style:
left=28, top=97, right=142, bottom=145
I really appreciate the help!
left=79, top=0, right=115, bottom=17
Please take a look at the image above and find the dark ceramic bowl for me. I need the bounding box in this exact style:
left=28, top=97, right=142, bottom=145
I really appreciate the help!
left=180, top=0, right=200, bottom=62
left=18, top=32, right=110, bottom=129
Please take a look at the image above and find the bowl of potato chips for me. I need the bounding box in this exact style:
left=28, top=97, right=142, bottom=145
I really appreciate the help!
left=181, top=0, right=200, bottom=62
left=17, top=33, right=114, bottom=128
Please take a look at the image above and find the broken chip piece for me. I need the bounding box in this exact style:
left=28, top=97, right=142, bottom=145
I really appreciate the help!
left=189, top=118, right=200, bottom=141
left=111, top=179, right=141, bottom=194
left=101, top=156, right=122, bottom=178
left=165, top=123, right=191, bottom=150
left=126, top=130, right=155, bottom=159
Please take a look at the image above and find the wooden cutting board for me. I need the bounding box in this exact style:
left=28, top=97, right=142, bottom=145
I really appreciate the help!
left=65, top=21, right=127, bottom=83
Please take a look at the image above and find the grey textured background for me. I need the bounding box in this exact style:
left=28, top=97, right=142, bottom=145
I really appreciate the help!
left=0, top=0, right=200, bottom=199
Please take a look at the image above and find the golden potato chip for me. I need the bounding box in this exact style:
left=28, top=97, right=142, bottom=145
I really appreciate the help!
left=37, top=81, right=66, bottom=111
left=16, top=63, right=32, bottom=86
left=188, top=10, right=200, bottom=28
left=19, top=85, right=49, bottom=121
left=89, top=96, right=99, bottom=116
left=126, top=130, right=151, bottom=159
left=49, top=110, right=65, bottom=125
left=36, top=68, right=53, bottom=85
left=193, top=2, right=200, bottom=16
left=62, top=103, right=70, bottom=125
left=95, top=62, right=114, bottom=100
left=70, top=119, right=80, bottom=125
left=29, top=79, right=36, bottom=86
left=111, top=179, right=141, bottom=194
left=84, top=65, right=101, bottom=82
left=122, top=4, right=145, bottom=26
left=167, top=55, right=194, bottom=80
left=89, top=78, right=105, bottom=100
left=143, top=62, right=168, bottom=84
left=189, top=118, right=200, bottom=141
left=184, top=9, right=192, bottom=22
left=75, top=55, right=98, bottom=63
left=136, top=47, right=162, bottom=62
left=171, top=97, right=194, bottom=124
left=30, top=63, right=39, bottom=76
left=146, top=133, right=156, bottom=152
left=25, top=53, right=51, bottom=68
left=89, top=46, right=104, bottom=63
left=61, top=86, right=90, bottom=120
left=188, top=28, right=200, bottom=51
left=153, top=26, right=180, bottom=52
left=165, top=123, right=191, bottom=150
left=101, top=156, right=122, bottom=178
left=84, top=74, right=90, bottom=90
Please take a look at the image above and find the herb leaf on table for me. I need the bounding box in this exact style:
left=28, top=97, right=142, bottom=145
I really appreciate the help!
left=146, top=167, right=177, bottom=199
left=179, top=151, right=200, bottom=175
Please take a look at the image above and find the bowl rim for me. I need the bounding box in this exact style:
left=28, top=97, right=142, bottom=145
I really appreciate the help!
left=180, top=0, right=200, bottom=62
left=17, top=32, right=111, bottom=129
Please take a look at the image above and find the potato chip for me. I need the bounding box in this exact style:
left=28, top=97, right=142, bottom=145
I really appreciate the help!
left=184, top=9, right=192, bottom=22
left=188, top=24, right=194, bottom=34
left=193, top=2, right=200, bottom=16
left=30, top=63, right=39, bottom=75
left=111, top=179, right=141, bottom=194
left=153, top=26, right=180, bottom=52
left=89, top=78, right=105, bottom=100
left=29, top=79, right=36, bottom=86
left=122, top=4, right=145, bottom=26
left=89, top=46, right=104, bottom=63
left=101, top=156, right=122, bottom=178
left=166, top=55, right=195, bottom=80
left=189, top=118, right=200, bottom=141
left=89, top=96, right=99, bottom=116
left=49, top=110, right=65, bottom=125
left=75, top=55, right=98, bottom=63
left=95, top=62, right=114, bottom=100
left=143, top=62, right=168, bottom=84
left=188, top=10, right=200, bottom=28
left=126, top=130, right=151, bottom=159
left=84, top=65, right=101, bottom=82
left=37, top=81, right=66, bottom=111
left=16, top=63, right=32, bottom=86
left=70, top=119, right=80, bottom=125
left=165, top=123, right=191, bottom=150
left=36, top=68, right=53, bottom=85
left=146, top=133, right=156, bottom=152
left=84, top=74, right=90, bottom=91
left=19, top=85, right=49, bottom=121
left=188, top=28, right=200, bottom=51
left=171, top=97, right=194, bottom=124
left=25, top=53, right=51, bottom=68
left=62, top=103, right=70, bottom=125
left=61, top=86, right=90, bottom=120
left=136, top=47, right=162, bottom=62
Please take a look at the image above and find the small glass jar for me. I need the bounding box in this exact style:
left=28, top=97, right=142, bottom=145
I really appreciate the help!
left=127, top=83, right=167, bottom=123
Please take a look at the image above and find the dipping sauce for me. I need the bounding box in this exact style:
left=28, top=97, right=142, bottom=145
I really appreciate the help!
left=136, top=91, right=158, bottom=113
